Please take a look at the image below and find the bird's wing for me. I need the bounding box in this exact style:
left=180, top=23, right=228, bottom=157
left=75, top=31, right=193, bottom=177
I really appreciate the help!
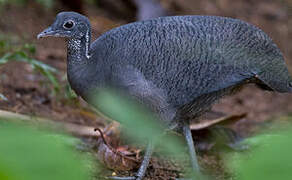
left=177, top=65, right=253, bottom=120
left=154, top=59, right=255, bottom=108
left=110, top=65, right=177, bottom=126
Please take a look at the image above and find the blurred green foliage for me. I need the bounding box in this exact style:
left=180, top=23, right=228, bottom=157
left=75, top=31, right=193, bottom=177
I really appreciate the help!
left=0, top=38, right=60, bottom=95
left=94, top=90, right=186, bottom=155
left=227, top=124, right=292, bottom=180
left=96, top=92, right=292, bottom=180
left=0, top=120, right=92, bottom=180
left=92, top=89, right=207, bottom=179
left=61, top=75, right=78, bottom=100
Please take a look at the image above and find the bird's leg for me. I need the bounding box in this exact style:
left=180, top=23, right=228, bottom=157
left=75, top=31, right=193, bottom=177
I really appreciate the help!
left=174, top=123, right=201, bottom=180
left=135, top=142, right=154, bottom=179
left=183, top=121, right=200, bottom=177
left=109, top=142, right=154, bottom=180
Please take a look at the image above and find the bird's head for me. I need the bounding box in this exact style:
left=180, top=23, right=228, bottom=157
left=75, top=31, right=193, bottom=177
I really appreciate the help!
left=37, top=12, right=90, bottom=40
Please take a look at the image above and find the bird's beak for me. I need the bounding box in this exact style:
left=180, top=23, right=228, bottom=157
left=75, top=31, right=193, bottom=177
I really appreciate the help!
left=37, top=27, right=55, bottom=39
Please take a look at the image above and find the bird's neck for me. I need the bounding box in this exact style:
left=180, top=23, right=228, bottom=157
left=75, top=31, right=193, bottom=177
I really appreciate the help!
left=66, top=30, right=94, bottom=97
left=67, top=30, right=91, bottom=65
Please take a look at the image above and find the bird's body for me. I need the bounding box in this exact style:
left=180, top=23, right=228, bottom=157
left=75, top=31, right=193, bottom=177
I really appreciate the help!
left=38, top=12, right=292, bottom=179
left=66, top=15, right=291, bottom=128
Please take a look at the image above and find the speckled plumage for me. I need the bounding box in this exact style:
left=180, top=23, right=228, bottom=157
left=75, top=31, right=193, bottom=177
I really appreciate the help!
left=38, top=12, right=292, bottom=179
left=61, top=14, right=292, bottom=128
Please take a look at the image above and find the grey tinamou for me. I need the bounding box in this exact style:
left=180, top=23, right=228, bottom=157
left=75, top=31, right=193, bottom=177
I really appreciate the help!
left=38, top=12, right=292, bottom=180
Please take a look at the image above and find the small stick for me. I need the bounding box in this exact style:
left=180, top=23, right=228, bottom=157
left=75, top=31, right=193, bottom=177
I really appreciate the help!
left=94, top=128, right=109, bottom=146
left=190, top=113, right=247, bottom=130
left=94, top=127, right=140, bottom=171
left=0, top=109, right=101, bottom=137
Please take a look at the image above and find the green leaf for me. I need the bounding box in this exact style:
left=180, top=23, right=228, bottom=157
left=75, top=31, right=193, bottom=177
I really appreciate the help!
left=92, top=90, right=207, bottom=179
left=10, top=51, right=29, bottom=61
left=37, top=66, right=60, bottom=93
left=0, top=121, right=92, bottom=180
left=0, top=48, right=60, bottom=94
left=0, top=53, right=12, bottom=65
left=65, top=83, right=78, bottom=99
left=228, top=127, right=292, bottom=180
left=23, top=44, right=36, bottom=54
left=92, top=90, right=185, bottom=156
left=29, top=58, right=58, bottom=72
left=0, top=40, right=7, bottom=49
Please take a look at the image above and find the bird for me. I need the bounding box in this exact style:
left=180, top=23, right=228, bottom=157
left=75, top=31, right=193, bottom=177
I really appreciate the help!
left=38, top=12, right=292, bottom=180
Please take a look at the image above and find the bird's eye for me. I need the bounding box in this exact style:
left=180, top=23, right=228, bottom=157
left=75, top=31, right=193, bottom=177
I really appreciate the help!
left=63, top=20, right=75, bottom=29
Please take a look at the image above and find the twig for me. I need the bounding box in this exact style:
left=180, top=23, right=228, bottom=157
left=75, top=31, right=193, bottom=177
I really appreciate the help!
left=94, top=127, right=140, bottom=171
left=190, top=113, right=247, bottom=130
left=0, top=109, right=246, bottom=137
left=94, top=128, right=110, bottom=146
left=0, top=109, right=101, bottom=137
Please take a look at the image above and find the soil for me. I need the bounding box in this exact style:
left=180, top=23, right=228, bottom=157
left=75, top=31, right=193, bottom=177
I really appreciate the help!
left=1, top=0, right=292, bottom=179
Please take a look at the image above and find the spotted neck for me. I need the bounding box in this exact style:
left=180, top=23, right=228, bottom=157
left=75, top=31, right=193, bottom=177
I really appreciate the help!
left=67, top=30, right=91, bottom=65
left=66, top=29, right=93, bottom=97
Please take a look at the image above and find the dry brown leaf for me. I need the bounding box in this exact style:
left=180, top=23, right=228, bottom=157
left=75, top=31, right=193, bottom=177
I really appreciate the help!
left=95, top=128, right=140, bottom=171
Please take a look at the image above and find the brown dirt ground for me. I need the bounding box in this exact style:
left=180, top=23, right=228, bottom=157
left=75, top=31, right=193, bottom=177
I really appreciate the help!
left=1, top=0, right=292, bottom=179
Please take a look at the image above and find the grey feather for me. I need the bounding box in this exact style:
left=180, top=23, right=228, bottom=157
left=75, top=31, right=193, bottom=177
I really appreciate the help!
left=38, top=12, right=292, bottom=128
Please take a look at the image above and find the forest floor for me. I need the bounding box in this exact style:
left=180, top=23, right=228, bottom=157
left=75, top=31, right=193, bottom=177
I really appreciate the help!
left=1, top=0, right=292, bottom=179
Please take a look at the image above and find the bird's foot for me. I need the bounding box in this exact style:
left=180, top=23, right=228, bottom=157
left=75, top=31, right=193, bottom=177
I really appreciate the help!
left=107, top=175, right=139, bottom=180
